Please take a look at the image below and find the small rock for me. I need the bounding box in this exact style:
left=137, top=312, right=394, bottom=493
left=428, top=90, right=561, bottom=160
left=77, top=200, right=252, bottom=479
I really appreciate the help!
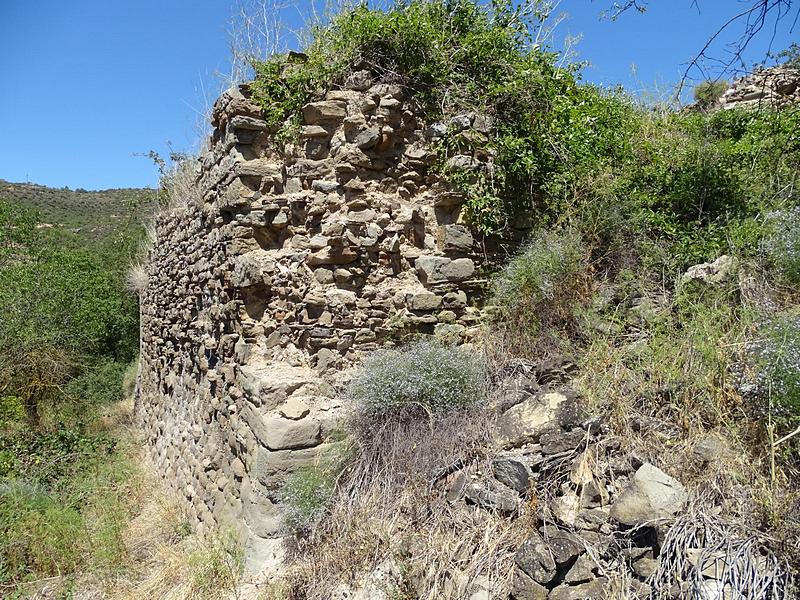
left=464, top=480, right=519, bottom=514
left=497, top=392, right=569, bottom=448
left=510, top=567, right=548, bottom=600
left=540, top=427, right=586, bottom=455
left=415, top=255, right=475, bottom=284
left=610, top=463, right=688, bottom=526
left=492, top=457, right=533, bottom=494
left=680, top=255, right=738, bottom=286
left=692, top=433, right=725, bottom=464
left=354, top=127, right=381, bottom=149
left=548, top=578, right=609, bottom=600
left=632, top=557, right=659, bottom=579
left=409, top=292, right=443, bottom=311
left=515, top=533, right=557, bottom=585
left=564, top=553, right=596, bottom=584
left=278, top=397, right=311, bottom=420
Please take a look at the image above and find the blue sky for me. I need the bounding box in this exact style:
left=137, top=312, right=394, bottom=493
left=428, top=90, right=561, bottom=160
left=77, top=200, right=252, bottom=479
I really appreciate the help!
left=0, top=0, right=795, bottom=190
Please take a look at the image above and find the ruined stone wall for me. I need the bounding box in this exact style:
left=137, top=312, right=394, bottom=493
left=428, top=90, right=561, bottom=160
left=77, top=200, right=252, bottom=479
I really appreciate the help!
left=136, top=76, right=489, bottom=567
left=716, top=64, right=800, bottom=109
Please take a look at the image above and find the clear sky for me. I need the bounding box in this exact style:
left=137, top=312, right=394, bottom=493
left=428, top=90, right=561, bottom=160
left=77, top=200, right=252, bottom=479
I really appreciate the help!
left=0, top=1, right=795, bottom=190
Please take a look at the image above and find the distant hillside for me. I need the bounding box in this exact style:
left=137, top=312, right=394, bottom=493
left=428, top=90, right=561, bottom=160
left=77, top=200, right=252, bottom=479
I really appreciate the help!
left=0, top=179, right=156, bottom=242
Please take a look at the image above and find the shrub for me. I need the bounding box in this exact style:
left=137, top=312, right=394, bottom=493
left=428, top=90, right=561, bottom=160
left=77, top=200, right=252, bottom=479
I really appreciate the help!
left=752, top=314, right=800, bottom=422
left=491, top=228, right=588, bottom=350
left=281, top=467, right=337, bottom=532
left=762, top=207, right=800, bottom=287
left=693, top=79, right=729, bottom=107
left=347, top=338, right=485, bottom=420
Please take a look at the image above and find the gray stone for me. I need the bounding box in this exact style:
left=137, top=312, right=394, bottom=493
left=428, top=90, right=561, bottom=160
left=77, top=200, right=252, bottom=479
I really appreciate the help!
left=496, top=392, right=568, bottom=448
left=302, top=101, right=347, bottom=124
left=564, top=553, right=596, bottom=584
left=409, top=292, right=443, bottom=311
left=436, top=224, right=474, bottom=253
left=680, top=255, right=738, bottom=286
left=415, top=256, right=475, bottom=284
left=632, top=557, right=659, bottom=579
left=248, top=409, right=321, bottom=451
left=692, top=433, right=725, bottom=464
left=354, top=127, right=381, bottom=149
left=464, top=480, right=519, bottom=514
left=510, top=568, right=548, bottom=600
left=515, top=533, right=557, bottom=585
left=306, top=247, right=358, bottom=266
left=492, top=457, right=532, bottom=494
left=541, top=528, right=583, bottom=565
left=540, top=427, right=586, bottom=455
left=548, top=578, right=609, bottom=600
left=610, top=463, right=688, bottom=526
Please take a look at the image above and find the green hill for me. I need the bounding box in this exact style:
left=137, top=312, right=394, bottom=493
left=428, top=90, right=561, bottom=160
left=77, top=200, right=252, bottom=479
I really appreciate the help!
left=0, top=179, right=155, bottom=243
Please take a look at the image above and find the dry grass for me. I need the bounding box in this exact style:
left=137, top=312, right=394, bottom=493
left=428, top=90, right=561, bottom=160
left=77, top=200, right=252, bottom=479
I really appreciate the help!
left=125, top=261, right=149, bottom=296
left=283, top=408, right=531, bottom=599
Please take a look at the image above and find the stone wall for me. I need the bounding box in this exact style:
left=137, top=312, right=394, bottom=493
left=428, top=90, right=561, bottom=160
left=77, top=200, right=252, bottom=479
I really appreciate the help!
left=136, top=76, right=490, bottom=568
left=716, top=64, right=799, bottom=109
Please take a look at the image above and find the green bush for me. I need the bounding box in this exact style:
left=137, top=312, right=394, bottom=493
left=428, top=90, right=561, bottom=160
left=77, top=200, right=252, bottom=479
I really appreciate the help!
left=693, top=79, right=729, bottom=107
left=347, top=338, right=485, bottom=420
left=491, top=228, right=587, bottom=349
left=281, top=467, right=337, bottom=532
left=754, top=314, right=800, bottom=421
left=762, top=207, right=800, bottom=287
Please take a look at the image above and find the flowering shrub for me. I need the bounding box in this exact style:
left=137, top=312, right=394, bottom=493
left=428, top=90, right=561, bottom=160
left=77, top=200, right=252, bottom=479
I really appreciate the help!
left=763, top=207, right=800, bottom=287
left=347, top=339, right=485, bottom=420
left=281, top=467, right=336, bottom=532
left=748, top=314, right=800, bottom=423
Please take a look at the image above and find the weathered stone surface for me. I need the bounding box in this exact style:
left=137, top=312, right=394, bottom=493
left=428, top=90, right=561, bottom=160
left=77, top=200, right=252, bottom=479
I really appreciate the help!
left=497, top=392, right=568, bottom=448
left=464, top=480, right=519, bottom=514
left=610, top=463, right=687, bottom=526
left=306, top=247, right=359, bottom=266
left=302, top=101, right=347, bottom=124
left=564, top=553, right=596, bottom=584
left=681, top=255, right=738, bottom=286
left=540, top=427, right=586, bottom=455
left=409, top=292, right=443, bottom=311
left=515, top=533, right=557, bottom=585
left=278, top=397, right=311, bottom=420
left=415, top=256, right=475, bottom=284
left=492, top=457, right=533, bottom=494
left=548, top=578, right=609, bottom=600
left=510, top=568, right=548, bottom=600
left=436, top=224, right=474, bottom=253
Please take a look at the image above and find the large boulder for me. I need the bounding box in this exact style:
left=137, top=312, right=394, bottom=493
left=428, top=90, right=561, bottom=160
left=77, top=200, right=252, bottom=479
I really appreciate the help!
left=610, top=463, right=688, bottom=526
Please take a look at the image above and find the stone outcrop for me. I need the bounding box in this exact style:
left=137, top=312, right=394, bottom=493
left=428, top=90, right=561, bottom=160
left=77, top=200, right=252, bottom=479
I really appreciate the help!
left=135, top=78, right=490, bottom=567
left=713, top=64, right=800, bottom=110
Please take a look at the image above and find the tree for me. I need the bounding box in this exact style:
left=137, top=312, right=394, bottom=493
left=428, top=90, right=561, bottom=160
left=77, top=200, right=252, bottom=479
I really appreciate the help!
left=0, top=199, right=137, bottom=425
